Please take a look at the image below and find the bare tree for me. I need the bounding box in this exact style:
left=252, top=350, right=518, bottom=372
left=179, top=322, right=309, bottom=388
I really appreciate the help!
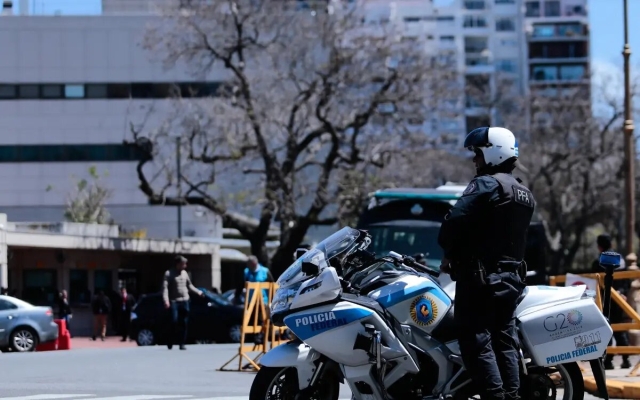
left=129, top=0, right=459, bottom=274
left=519, top=78, right=632, bottom=273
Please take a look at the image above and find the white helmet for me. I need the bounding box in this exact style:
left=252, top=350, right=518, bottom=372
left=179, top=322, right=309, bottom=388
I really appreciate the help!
left=463, top=126, right=518, bottom=167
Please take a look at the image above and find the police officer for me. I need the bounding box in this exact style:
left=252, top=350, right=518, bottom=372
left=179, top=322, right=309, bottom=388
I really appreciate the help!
left=438, top=126, right=535, bottom=400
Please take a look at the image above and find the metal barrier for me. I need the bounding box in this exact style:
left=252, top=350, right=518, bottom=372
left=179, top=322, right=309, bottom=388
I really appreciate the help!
left=218, top=281, right=287, bottom=372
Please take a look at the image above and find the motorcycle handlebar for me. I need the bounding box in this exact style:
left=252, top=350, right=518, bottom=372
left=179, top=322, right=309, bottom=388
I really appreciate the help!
left=388, top=251, right=440, bottom=278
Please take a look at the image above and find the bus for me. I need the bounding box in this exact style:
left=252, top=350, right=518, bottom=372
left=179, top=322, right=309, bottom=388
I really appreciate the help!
left=356, top=184, right=548, bottom=287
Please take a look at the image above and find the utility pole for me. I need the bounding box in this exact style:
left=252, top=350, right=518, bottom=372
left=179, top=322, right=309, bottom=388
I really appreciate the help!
left=623, top=0, right=636, bottom=255
left=176, top=137, right=182, bottom=239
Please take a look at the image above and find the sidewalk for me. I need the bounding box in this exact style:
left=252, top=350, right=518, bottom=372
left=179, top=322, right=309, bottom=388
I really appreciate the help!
left=582, top=357, right=640, bottom=399
left=70, top=336, right=138, bottom=350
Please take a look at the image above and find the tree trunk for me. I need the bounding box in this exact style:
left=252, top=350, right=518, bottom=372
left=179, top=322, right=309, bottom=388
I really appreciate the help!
left=270, top=219, right=312, bottom=278
left=249, top=235, right=270, bottom=268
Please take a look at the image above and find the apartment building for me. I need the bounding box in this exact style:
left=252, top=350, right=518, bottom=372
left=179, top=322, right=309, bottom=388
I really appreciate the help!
left=524, top=0, right=590, bottom=98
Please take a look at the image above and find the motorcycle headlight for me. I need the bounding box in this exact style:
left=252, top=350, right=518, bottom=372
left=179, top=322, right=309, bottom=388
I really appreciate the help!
left=271, top=284, right=301, bottom=314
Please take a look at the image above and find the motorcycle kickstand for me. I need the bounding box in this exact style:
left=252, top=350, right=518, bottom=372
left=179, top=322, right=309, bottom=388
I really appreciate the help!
left=365, top=324, right=393, bottom=400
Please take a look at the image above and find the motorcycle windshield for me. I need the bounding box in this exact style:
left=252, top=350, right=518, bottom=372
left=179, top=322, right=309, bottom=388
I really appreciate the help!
left=277, top=227, right=361, bottom=288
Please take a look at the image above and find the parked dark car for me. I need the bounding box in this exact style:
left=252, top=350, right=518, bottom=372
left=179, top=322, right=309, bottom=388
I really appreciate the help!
left=129, top=288, right=245, bottom=346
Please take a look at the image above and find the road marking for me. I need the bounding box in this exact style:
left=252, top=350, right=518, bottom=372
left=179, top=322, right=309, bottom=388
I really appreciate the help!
left=88, top=397, right=191, bottom=400
left=0, top=396, right=94, bottom=400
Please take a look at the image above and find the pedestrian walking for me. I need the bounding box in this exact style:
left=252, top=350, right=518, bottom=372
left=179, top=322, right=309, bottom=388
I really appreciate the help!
left=118, top=287, right=136, bottom=342
left=91, top=290, right=111, bottom=341
left=57, top=290, right=72, bottom=336
left=162, top=255, right=204, bottom=350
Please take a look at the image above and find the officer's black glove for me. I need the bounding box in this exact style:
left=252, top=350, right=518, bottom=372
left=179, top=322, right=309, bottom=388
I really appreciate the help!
left=440, top=258, right=452, bottom=274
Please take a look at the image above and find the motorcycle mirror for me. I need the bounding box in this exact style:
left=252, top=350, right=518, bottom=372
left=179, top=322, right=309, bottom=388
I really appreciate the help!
left=301, top=261, right=319, bottom=276
left=599, top=251, right=622, bottom=270
left=295, top=248, right=309, bottom=259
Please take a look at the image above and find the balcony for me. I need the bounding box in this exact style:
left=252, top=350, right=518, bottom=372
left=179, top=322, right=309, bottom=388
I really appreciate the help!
left=528, top=41, right=588, bottom=63
left=530, top=64, right=589, bottom=84
left=463, top=0, right=486, bottom=10
left=530, top=23, right=588, bottom=41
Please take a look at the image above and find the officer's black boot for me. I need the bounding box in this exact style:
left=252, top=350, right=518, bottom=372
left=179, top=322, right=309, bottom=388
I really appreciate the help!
left=621, top=356, right=631, bottom=369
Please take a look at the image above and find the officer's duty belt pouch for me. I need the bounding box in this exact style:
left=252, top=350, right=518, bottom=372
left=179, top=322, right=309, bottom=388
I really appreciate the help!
left=471, top=260, right=487, bottom=286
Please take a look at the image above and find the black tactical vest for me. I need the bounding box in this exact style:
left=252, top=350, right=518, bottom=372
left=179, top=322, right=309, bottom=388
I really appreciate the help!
left=474, top=173, right=536, bottom=268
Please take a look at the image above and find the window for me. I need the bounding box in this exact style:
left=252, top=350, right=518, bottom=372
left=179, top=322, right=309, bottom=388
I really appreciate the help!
left=64, top=85, right=85, bottom=98
left=440, top=35, right=455, bottom=42
left=557, top=23, right=583, bottom=37
left=529, top=42, right=587, bottom=59
left=464, top=1, right=485, bottom=10
left=18, top=85, right=39, bottom=99
left=437, top=16, right=454, bottom=22
left=525, top=1, right=540, bottom=17
left=22, top=270, right=57, bottom=306
left=464, top=37, right=488, bottom=53
left=496, top=59, right=518, bottom=73
left=532, top=24, right=556, bottom=37
left=0, top=85, right=16, bottom=99
left=544, top=0, right=560, bottom=17
left=0, top=299, right=17, bottom=311
left=500, top=39, right=518, bottom=47
left=41, top=84, right=63, bottom=99
left=69, top=270, right=90, bottom=304
left=0, top=82, right=225, bottom=100
left=496, top=18, right=515, bottom=31
left=94, top=270, right=113, bottom=293
left=0, top=144, right=145, bottom=163
left=566, top=4, right=586, bottom=16
left=466, top=115, right=491, bottom=131
left=559, top=65, right=585, bottom=81
left=463, top=15, right=487, bottom=28
left=107, top=84, right=131, bottom=99
left=86, top=84, right=108, bottom=98
left=531, top=65, right=558, bottom=81
left=465, top=55, right=490, bottom=66
left=495, top=0, right=515, bottom=3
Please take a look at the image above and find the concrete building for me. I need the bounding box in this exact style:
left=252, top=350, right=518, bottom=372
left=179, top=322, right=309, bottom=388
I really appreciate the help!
left=523, top=0, right=590, bottom=98
left=0, top=213, right=228, bottom=335
left=0, top=7, right=230, bottom=241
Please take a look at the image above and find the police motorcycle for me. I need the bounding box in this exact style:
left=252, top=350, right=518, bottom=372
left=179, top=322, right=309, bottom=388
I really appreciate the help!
left=250, top=226, right=614, bottom=400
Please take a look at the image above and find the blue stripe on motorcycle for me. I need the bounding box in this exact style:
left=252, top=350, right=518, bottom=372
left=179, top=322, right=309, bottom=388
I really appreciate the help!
left=285, top=308, right=373, bottom=341
left=375, top=282, right=452, bottom=308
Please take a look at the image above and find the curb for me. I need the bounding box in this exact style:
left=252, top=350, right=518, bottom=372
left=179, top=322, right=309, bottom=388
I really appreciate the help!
left=584, top=377, right=640, bottom=399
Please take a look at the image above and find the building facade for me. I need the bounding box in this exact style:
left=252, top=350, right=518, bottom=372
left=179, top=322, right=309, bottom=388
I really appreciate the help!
left=524, top=0, right=590, bottom=97
left=0, top=5, right=228, bottom=240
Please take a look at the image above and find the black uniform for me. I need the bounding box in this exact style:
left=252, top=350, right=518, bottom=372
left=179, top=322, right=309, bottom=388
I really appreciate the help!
left=438, top=172, right=536, bottom=400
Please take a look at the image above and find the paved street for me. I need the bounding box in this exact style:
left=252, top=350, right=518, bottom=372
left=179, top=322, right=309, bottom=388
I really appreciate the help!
left=0, top=344, right=352, bottom=399
left=0, top=343, right=618, bottom=399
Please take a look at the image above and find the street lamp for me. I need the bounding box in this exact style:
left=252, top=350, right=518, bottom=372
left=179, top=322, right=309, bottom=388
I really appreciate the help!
left=623, top=0, right=636, bottom=255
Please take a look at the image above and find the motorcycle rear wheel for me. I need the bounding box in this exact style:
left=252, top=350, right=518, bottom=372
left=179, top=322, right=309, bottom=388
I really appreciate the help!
left=521, top=362, right=584, bottom=400
left=249, top=366, right=340, bottom=400
left=454, top=361, right=584, bottom=400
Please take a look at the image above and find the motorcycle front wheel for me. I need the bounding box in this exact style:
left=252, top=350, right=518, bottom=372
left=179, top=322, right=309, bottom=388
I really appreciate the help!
left=249, top=366, right=340, bottom=400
